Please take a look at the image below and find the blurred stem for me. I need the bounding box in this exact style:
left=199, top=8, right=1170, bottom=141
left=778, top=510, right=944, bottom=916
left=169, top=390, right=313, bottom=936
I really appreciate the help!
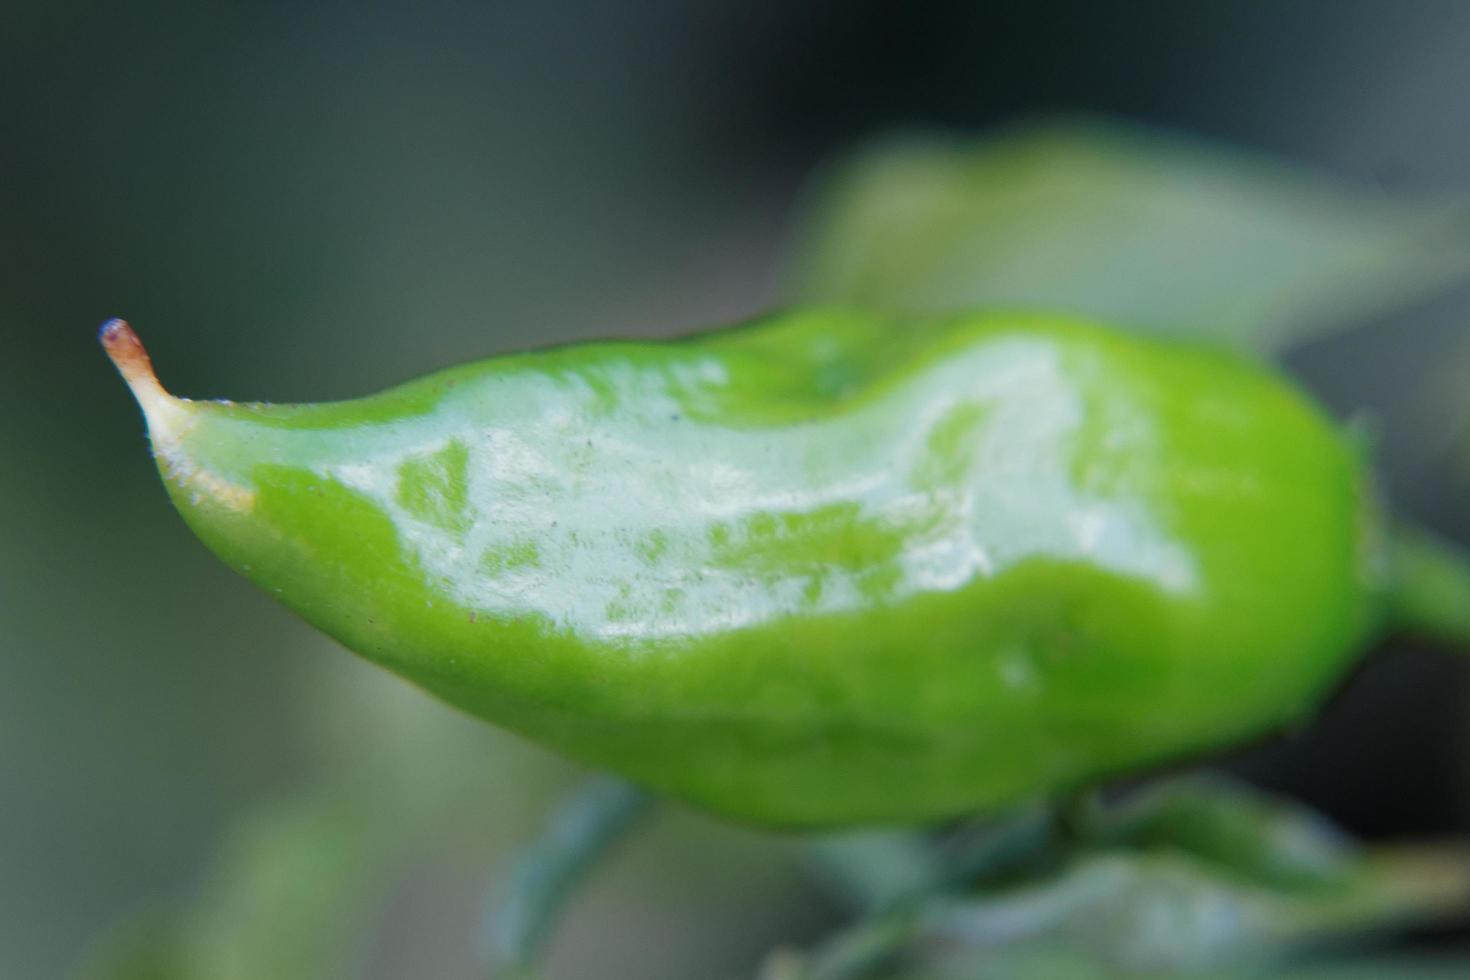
left=930, top=803, right=1055, bottom=892
left=483, top=777, right=653, bottom=978
left=766, top=907, right=922, bottom=980
left=1053, top=788, right=1102, bottom=843
left=802, top=803, right=1051, bottom=912
left=775, top=804, right=1054, bottom=980
left=1389, top=524, right=1470, bottom=649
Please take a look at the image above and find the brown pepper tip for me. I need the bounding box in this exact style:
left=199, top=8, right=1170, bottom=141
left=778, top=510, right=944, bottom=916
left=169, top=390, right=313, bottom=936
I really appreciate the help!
left=99, top=318, right=169, bottom=401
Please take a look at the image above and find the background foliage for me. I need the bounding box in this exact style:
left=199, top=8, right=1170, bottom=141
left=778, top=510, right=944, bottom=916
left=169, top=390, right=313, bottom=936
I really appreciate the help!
left=5, top=3, right=1470, bottom=978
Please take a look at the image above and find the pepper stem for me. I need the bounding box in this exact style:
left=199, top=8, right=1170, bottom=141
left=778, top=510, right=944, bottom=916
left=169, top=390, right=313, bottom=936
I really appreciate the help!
left=1388, top=524, right=1470, bottom=649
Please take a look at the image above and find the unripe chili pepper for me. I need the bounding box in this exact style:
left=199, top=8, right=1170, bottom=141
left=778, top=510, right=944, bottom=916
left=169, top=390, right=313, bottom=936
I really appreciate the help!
left=100, top=310, right=1470, bottom=827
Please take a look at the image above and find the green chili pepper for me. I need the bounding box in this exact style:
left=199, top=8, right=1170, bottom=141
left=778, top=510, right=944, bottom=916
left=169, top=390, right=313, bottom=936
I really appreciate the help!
left=100, top=310, right=1470, bottom=827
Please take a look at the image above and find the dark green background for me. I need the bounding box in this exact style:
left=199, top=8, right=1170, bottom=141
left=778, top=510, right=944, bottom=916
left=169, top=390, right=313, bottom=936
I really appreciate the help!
left=5, top=3, right=1470, bottom=977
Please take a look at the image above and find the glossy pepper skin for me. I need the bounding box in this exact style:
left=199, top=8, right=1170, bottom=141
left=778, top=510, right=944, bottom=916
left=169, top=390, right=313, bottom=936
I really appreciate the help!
left=104, top=310, right=1382, bottom=828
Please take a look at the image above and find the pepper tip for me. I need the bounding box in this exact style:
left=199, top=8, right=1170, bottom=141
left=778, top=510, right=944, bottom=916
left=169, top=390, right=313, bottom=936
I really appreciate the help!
left=99, top=317, right=168, bottom=399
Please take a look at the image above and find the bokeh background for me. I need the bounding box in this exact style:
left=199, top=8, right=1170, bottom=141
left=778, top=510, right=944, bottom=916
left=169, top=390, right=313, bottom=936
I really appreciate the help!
left=5, top=2, right=1470, bottom=978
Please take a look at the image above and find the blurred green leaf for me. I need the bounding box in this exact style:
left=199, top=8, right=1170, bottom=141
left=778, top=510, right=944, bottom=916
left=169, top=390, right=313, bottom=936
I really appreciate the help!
left=873, top=949, right=1470, bottom=980
left=78, top=799, right=388, bottom=980
left=1275, top=958, right=1470, bottom=980
left=786, top=115, right=1470, bottom=352
left=75, top=657, right=572, bottom=980
left=914, top=846, right=1470, bottom=975
left=1090, top=775, right=1357, bottom=891
left=779, top=845, right=1470, bottom=980
left=767, top=779, right=1470, bottom=980
left=75, top=913, right=188, bottom=980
